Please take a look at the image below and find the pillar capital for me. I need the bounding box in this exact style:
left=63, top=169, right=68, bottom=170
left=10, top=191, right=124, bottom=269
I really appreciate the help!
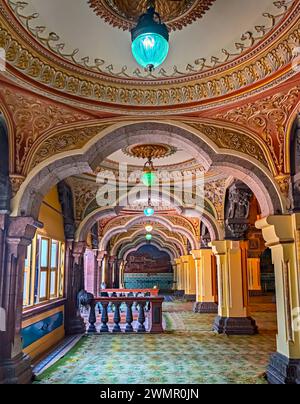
left=190, top=249, right=202, bottom=260
left=256, top=214, right=297, bottom=246
left=210, top=240, right=241, bottom=256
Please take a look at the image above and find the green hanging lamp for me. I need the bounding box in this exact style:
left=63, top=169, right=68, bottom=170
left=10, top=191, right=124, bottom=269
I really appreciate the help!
left=131, top=1, right=169, bottom=72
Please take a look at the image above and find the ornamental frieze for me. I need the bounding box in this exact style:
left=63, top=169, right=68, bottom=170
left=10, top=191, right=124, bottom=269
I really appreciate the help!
left=186, top=122, right=270, bottom=171
left=0, top=88, right=93, bottom=175
left=216, top=86, right=300, bottom=175
left=67, top=177, right=100, bottom=222
left=28, top=125, right=111, bottom=173
left=0, top=3, right=299, bottom=109
left=6, top=0, right=293, bottom=80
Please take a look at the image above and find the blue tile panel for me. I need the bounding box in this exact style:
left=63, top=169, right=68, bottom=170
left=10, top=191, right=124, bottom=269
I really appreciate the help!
left=21, top=311, right=64, bottom=349
left=124, top=273, right=173, bottom=290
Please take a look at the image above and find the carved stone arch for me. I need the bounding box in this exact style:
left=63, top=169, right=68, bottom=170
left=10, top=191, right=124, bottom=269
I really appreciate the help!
left=119, top=240, right=178, bottom=262
left=99, top=214, right=198, bottom=251
left=0, top=114, right=11, bottom=212
left=12, top=122, right=284, bottom=219
left=111, top=228, right=187, bottom=257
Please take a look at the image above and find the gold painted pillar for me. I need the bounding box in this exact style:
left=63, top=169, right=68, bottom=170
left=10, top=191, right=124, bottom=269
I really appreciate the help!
left=181, top=255, right=196, bottom=301
left=191, top=249, right=218, bottom=313
left=210, top=240, right=258, bottom=335
left=247, top=258, right=262, bottom=292
left=256, top=215, right=300, bottom=384
left=171, top=260, right=177, bottom=291
left=175, top=258, right=184, bottom=296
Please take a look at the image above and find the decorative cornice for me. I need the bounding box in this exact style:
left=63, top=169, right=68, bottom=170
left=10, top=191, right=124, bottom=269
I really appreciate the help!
left=0, top=1, right=299, bottom=109
left=6, top=0, right=293, bottom=80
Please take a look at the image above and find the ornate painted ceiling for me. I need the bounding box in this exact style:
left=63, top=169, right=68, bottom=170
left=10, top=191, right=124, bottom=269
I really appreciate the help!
left=0, top=0, right=299, bottom=113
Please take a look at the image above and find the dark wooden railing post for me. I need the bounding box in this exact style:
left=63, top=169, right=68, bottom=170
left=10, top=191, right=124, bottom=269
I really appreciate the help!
left=100, top=302, right=109, bottom=332
left=113, top=302, right=121, bottom=333
left=125, top=301, right=134, bottom=333
left=137, top=302, right=146, bottom=333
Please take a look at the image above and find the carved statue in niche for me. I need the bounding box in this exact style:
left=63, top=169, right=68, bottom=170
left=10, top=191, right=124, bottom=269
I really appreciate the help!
left=57, top=181, right=76, bottom=239
left=225, top=181, right=253, bottom=240
left=200, top=223, right=211, bottom=248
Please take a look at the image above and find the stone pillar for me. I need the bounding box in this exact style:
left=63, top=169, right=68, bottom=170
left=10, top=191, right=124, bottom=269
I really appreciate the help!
left=171, top=261, right=177, bottom=291
left=247, top=258, right=262, bottom=292
left=211, top=240, right=258, bottom=335
left=174, top=258, right=184, bottom=296
left=181, top=255, right=196, bottom=301
left=191, top=249, right=218, bottom=313
left=109, top=256, right=117, bottom=288
left=256, top=215, right=300, bottom=384
left=0, top=217, right=40, bottom=384
left=64, top=241, right=86, bottom=335
left=84, top=248, right=98, bottom=295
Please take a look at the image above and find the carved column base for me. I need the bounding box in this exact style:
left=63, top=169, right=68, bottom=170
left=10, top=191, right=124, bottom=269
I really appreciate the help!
left=65, top=316, right=86, bottom=335
left=194, top=302, right=218, bottom=314
left=0, top=354, right=32, bottom=384
left=184, top=294, right=196, bottom=302
left=213, top=316, right=258, bottom=335
left=174, top=290, right=184, bottom=297
left=267, top=353, right=300, bottom=384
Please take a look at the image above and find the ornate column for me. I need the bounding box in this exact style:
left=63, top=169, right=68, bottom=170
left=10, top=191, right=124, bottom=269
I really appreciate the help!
left=191, top=249, right=218, bottom=313
left=171, top=260, right=177, bottom=291
left=97, top=251, right=106, bottom=293
left=174, top=258, right=184, bottom=296
left=109, top=256, right=117, bottom=288
left=181, top=255, right=196, bottom=301
left=64, top=241, right=86, bottom=335
left=211, top=240, right=257, bottom=335
left=247, top=258, right=262, bottom=293
left=256, top=215, right=300, bottom=384
left=0, top=217, right=40, bottom=384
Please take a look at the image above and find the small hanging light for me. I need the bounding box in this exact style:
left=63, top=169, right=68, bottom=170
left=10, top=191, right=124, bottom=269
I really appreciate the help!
left=146, top=233, right=152, bottom=241
left=145, top=224, right=153, bottom=233
left=131, top=1, right=169, bottom=72
left=144, top=197, right=155, bottom=217
left=142, top=156, right=157, bottom=187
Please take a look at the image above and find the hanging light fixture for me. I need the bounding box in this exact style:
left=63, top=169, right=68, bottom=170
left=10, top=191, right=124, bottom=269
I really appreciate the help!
left=142, top=156, right=157, bottom=187
left=131, top=1, right=169, bottom=72
left=144, top=197, right=155, bottom=217
left=145, top=224, right=153, bottom=233
left=146, top=233, right=153, bottom=241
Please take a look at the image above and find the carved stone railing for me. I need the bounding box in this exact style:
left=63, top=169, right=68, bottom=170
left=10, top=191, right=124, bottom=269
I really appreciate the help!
left=85, top=296, right=164, bottom=334
left=99, top=288, right=160, bottom=297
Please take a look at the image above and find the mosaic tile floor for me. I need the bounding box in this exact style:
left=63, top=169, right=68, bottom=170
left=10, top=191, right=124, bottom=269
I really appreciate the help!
left=35, top=300, right=277, bottom=385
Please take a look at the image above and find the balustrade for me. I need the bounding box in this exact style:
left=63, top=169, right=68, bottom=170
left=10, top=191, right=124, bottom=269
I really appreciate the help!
left=83, top=296, right=164, bottom=334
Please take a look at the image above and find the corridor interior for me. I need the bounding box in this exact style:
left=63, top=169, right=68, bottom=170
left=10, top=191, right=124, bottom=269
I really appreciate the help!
left=34, top=295, right=277, bottom=385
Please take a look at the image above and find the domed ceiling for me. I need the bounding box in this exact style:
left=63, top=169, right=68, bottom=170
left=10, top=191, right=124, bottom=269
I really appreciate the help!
left=7, top=0, right=293, bottom=80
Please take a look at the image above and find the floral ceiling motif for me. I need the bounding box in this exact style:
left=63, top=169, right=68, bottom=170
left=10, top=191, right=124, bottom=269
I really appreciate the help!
left=5, top=0, right=295, bottom=81
left=0, top=88, right=92, bottom=175
left=216, top=86, right=300, bottom=175
left=122, top=144, right=177, bottom=160
left=88, top=0, right=214, bottom=32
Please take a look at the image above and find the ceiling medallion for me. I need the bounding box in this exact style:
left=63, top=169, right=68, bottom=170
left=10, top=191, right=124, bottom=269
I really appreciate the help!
left=88, top=0, right=215, bottom=31
left=123, top=144, right=177, bottom=160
